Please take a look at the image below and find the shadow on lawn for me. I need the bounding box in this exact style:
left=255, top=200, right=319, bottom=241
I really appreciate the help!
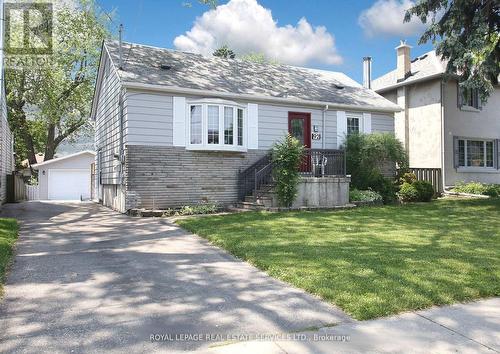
left=180, top=199, right=500, bottom=319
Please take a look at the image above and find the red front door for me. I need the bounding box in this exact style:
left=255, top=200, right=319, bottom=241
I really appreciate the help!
left=288, top=112, right=311, bottom=172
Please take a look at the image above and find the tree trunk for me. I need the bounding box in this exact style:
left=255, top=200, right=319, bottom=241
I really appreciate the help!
left=12, top=110, right=37, bottom=166
left=44, top=123, right=56, bottom=161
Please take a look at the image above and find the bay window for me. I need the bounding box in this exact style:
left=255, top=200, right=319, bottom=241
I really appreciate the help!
left=188, top=99, right=246, bottom=151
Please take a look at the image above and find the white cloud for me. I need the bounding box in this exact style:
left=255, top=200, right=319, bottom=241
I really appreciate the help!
left=358, top=0, right=426, bottom=37
left=173, top=0, right=342, bottom=66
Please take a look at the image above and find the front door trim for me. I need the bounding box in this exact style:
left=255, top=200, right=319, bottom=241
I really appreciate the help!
left=288, top=111, right=311, bottom=148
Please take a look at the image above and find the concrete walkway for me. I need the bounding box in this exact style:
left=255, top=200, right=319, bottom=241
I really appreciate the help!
left=0, top=202, right=350, bottom=353
left=207, top=298, right=500, bottom=353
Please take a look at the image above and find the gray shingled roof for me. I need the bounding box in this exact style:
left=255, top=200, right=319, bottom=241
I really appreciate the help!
left=104, top=41, right=400, bottom=112
left=372, top=50, right=447, bottom=92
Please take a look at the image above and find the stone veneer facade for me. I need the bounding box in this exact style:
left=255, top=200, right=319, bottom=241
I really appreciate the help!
left=124, top=145, right=267, bottom=210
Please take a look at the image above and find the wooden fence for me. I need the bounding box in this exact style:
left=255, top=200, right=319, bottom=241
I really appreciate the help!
left=9, top=173, right=39, bottom=202
left=408, top=167, right=443, bottom=193
left=25, top=184, right=39, bottom=201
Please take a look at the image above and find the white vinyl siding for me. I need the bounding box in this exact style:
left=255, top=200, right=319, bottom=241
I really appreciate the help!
left=94, top=53, right=122, bottom=185
left=172, top=96, right=186, bottom=146
left=258, top=104, right=328, bottom=149
left=119, top=91, right=395, bottom=153
left=372, top=113, right=394, bottom=133
left=124, top=92, right=173, bottom=146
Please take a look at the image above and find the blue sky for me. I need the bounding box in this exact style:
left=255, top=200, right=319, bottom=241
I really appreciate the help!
left=96, top=0, right=434, bottom=83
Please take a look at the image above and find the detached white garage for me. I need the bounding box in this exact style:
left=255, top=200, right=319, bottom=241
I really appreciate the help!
left=32, top=151, right=96, bottom=200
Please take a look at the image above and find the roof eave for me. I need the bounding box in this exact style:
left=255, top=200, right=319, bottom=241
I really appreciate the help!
left=122, top=81, right=402, bottom=113
left=373, top=72, right=449, bottom=93
left=31, top=150, right=96, bottom=169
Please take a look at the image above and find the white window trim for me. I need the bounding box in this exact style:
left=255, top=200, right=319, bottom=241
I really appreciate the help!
left=186, top=98, right=247, bottom=152
left=346, top=112, right=363, bottom=135
left=458, top=138, right=495, bottom=170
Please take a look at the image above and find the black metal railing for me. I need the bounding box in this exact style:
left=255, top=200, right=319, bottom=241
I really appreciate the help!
left=254, top=162, right=273, bottom=197
left=300, top=149, right=346, bottom=177
left=238, top=149, right=346, bottom=201
left=238, top=153, right=272, bottom=200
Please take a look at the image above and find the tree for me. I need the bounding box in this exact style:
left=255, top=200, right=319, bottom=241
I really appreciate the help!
left=6, top=0, right=110, bottom=165
left=240, top=52, right=279, bottom=65
left=272, top=134, right=304, bottom=207
left=213, top=45, right=236, bottom=59
left=405, top=0, right=499, bottom=101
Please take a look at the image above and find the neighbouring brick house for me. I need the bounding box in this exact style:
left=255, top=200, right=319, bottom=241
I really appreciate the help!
left=91, top=40, right=400, bottom=213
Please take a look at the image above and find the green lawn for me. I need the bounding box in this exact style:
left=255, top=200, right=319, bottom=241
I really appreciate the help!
left=178, top=198, right=500, bottom=320
left=0, top=218, right=19, bottom=296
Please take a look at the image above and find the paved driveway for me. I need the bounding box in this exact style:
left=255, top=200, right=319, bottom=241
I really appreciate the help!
left=0, top=202, right=350, bottom=353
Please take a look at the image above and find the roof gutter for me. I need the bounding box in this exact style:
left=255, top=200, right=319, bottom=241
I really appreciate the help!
left=122, top=81, right=402, bottom=113
left=374, top=72, right=445, bottom=93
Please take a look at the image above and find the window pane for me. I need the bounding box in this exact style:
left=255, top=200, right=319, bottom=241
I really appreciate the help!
left=207, top=105, right=219, bottom=144
left=347, top=117, right=359, bottom=135
left=237, top=109, right=243, bottom=146
left=467, top=140, right=484, bottom=167
left=190, top=105, right=202, bottom=144
left=290, top=118, right=305, bottom=145
left=224, top=107, right=234, bottom=145
left=486, top=141, right=494, bottom=167
left=458, top=140, right=465, bottom=167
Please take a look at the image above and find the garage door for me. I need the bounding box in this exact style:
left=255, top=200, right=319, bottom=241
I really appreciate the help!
left=48, top=169, right=91, bottom=200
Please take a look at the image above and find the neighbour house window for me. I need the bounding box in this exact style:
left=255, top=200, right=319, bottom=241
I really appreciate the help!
left=347, top=116, right=360, bottom=135
left=188, top=100, right=245, bottom=151
left=460, top=87, right=481, bottom=110
left=458, top=138, right=494, bottom=168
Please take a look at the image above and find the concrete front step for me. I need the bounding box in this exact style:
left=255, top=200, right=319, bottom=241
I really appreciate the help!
left=237, top=202, right=267, bottom=210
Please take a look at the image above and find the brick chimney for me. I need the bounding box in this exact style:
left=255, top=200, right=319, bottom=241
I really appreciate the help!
left=396, top=40, right=411, bottom=81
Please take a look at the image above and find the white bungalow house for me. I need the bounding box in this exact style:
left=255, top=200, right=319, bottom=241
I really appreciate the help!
left=91, top=40, right=401, bottom=213
left=372, top=41, right=500, bottom=188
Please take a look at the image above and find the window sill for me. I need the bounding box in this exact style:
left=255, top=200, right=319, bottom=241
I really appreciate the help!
left=457, top=167, right=498, bottom=173
left=186, top=145, right=247, bottom=153
left=459, top=106, right=480, bottom=113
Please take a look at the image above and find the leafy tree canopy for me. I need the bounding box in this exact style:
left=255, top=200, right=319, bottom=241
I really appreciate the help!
left=6, top=0, right=111, bottom=165
left=213, top=45, right=236, bottom=59
left=406, top=0, right=499, bottom=101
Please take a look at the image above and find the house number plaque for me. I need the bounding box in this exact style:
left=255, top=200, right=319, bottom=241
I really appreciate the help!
left=312, top=133, right=321, bottom=140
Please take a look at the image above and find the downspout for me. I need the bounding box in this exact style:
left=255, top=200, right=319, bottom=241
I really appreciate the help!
left=440, top=79, right=446, bottom=192
left=119, top=88, right=125, bottom=185
left=322, top=104, right=329, bottom=149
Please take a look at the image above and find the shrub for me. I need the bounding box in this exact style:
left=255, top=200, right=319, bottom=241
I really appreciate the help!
left=163, top=202, right=221, bottom=216
left=349, top=189, right=383, bottom=203
left=399, top=172, right=417, bottom=184
left=413, top=180, right=434, bottom=202
left=453, top=181, right=487, bottom=195
left=484, top=185, right=500, bottom=197
left=272, top=134, right=304, bottom=207
left=452, top=181, right=500, bottom=197
left=368, top=173, right=398, bottom=204
left=398, top=180, right=434, bottom=202
left=344, top=133, right=407, bottom=204
left=398, top=182, right=419, bottom=202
